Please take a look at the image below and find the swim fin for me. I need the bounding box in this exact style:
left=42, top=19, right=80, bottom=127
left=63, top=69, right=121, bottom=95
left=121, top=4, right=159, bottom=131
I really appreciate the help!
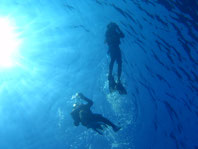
left=116, top=82, right=127, bottom=95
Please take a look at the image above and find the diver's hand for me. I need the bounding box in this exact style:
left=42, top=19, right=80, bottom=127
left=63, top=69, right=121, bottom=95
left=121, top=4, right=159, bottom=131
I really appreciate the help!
left=71, top=93, right=78, bottom=99
left=76, top=93, right=84, bottom=98
left=71, top=93, right=82, bottom=99
left=71, top=93, right=84, bottom=100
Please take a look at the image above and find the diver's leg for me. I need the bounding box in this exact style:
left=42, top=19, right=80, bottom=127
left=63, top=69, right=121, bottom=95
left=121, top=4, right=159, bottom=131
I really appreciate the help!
left=109, top=57, right=115, bottom=78
left=108, top=56, right=116, bottom=91
left=116, top=60, right=127, bottom=94
left=117, top=49, right=122, bottom=83
left=115, top=50, right=127, bottom=94
left=93, top=127, right=103, bottom=135
left=93, top=114, right=120, bottom=132
left=117, top=59, right=122, bottom=83
left=88, top=121, right=104, bottom=135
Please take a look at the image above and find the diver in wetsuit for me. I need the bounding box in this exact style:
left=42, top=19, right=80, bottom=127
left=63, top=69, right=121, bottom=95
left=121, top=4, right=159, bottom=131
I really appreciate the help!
left=105, top=22, right=127, bottom=94
left=71, top=93, right=121, bottom=135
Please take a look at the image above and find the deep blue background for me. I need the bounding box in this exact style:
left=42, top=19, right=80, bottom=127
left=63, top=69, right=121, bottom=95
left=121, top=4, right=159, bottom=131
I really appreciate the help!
left=0, top=0, right=198, bottom=149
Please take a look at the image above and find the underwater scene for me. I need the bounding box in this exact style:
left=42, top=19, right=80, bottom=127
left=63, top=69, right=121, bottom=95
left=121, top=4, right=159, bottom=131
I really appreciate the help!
left=0, top=0, right=198, bottom=149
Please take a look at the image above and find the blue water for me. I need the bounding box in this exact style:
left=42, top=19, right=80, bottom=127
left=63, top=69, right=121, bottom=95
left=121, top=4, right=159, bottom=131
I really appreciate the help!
left=0, top=0, right=198, bottom=149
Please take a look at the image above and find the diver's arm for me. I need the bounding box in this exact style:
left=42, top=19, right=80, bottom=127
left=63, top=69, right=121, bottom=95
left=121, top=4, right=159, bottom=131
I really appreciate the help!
left=77, top=93, right=93, bottom=107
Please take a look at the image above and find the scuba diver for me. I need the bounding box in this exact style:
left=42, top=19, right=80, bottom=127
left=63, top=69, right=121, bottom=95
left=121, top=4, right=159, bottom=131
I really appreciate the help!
left=70, top=93, right=121, bottom=135
left=105, top=22, right=127, bottom=94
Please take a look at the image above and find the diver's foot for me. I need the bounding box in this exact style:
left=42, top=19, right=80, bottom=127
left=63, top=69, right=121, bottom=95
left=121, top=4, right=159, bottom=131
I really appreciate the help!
left=113, top=126, right=121, bottom=132
left=108, top=75, right=116, bottom=93
left=116, top=82, right=127, bottom=95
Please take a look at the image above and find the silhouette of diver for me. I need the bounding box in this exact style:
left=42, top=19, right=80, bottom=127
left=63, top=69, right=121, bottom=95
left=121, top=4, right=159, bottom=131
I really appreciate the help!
left=105, top=22, right=127, bottom=94
left=71, top=93, right=121, bottom=135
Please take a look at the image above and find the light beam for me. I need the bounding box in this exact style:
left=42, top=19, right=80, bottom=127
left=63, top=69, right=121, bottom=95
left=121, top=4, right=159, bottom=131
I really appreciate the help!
left=0, top=17, right=21, bottom=68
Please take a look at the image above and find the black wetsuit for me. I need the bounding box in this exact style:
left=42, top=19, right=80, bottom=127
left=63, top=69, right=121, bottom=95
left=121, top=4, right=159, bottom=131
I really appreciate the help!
left=71, top=96, right=119, bottom=134
left=105, top=23, right=125, bottom=83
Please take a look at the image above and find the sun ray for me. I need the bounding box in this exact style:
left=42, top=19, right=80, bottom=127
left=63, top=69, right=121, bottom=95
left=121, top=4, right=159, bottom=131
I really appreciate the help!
left=0, top=17, right=21, bottom=68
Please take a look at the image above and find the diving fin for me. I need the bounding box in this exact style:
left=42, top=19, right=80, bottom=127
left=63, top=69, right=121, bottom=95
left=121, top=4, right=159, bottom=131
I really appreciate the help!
left=116, top=82, right=127, bottom=95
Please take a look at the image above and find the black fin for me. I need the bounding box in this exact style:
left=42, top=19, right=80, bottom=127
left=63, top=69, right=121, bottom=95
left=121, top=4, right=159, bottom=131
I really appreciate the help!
left=116, top=82, right=127, bottom=95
